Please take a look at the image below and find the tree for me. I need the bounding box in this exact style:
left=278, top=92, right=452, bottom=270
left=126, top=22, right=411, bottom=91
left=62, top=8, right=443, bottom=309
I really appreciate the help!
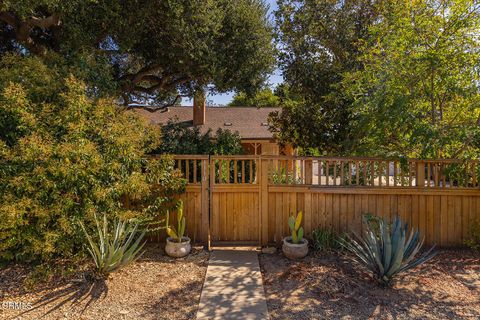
left=0, top=55, right=185, bottom=262
left=343, top=0, right=480, bottom=158
left=0, top=0, right=274, bottom=106
left=229, top=88, right=281, bottom=107
left=270, top=0, right=379, bottom=154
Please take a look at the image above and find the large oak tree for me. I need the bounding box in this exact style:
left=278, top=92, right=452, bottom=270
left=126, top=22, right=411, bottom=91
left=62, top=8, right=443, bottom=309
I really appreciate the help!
left=0, top=0, right=275, bottom=106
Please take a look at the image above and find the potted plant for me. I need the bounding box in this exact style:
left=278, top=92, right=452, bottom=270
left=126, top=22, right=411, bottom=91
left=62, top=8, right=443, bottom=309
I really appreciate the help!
left=165, top=200, right=191, bottom=258
left=282, top=211, right=308, bottom=259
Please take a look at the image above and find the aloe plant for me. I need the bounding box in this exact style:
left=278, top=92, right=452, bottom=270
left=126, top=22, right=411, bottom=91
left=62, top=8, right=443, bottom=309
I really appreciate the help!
left=79, top=214, right=146, bottom=277
left=166, top=200, right=186, bottom=242
left=288, top=211, right=304, bottom=244
left=342, top=216, right=436, bottom=287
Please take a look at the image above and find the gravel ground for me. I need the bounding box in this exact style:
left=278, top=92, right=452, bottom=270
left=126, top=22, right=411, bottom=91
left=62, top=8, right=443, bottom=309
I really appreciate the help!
left=260, top=249, right=480, bottom=320
left=0, top=244, right=208, bottom=320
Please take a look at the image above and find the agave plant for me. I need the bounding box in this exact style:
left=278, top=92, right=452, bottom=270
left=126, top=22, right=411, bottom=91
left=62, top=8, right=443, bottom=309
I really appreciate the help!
left=79, top=214, right=146, bottom=277
left=342, top=216, right=436, bottom=287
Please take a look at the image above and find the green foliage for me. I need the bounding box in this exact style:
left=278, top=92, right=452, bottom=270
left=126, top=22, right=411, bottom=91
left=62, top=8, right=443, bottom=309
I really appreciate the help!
left=342, top=216, right=436, bottom=287
left=0, top=0, right=274, bottom=105
left=157, top=119, right=243, bottom=155
left=212, top=129, right=244, bottom=155
left=311, top=229, right=346, bottom=252
left=288, top=211, right=304, bottom=244
left=79, top=214, right=145, bottom=277
left=165, top=200, right=187, bottom=243
left=0, top=56, right=184, bottom=263
left=342, top=0, right=480, bottom=158
left=271, top=0, right=378, bottom=153
left=464, top=220, right=480, bottom=251
left=270, top=166, right=301, bottom=184
left=229, top=88, right=281, bottom=107
left=273, top=0, right=480, bottom=158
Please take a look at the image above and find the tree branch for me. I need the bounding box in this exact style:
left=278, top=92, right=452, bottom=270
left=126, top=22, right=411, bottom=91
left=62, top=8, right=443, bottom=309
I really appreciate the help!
left=0, top=11, right=61, bottom=55
left=126, top=95, right=183, bottom=111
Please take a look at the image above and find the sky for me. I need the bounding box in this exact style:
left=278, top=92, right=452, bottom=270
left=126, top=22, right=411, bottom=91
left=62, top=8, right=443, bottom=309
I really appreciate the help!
left=182, top=0, right=282, bottom=106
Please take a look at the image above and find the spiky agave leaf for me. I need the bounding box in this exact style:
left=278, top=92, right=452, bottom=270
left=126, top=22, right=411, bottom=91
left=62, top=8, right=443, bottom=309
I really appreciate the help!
left=79, top=214, right=146, bottom=277
left=342, top=216, right=436, bottom=287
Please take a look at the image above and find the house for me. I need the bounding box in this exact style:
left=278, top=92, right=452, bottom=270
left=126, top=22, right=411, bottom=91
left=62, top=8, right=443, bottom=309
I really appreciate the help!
left=134, top=96, right=293, bottom=156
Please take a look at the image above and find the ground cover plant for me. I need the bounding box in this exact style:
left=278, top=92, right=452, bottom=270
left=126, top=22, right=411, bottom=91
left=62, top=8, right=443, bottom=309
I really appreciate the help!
left=311, top=228, right=346, bottom=252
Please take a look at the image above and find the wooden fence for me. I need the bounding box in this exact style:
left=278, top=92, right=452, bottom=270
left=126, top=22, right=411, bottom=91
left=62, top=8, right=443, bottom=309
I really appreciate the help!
left=169, top=155, right=480, bottom=247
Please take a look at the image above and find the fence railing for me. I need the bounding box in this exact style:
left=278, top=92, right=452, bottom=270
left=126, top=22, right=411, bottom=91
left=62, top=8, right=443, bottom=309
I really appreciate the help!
left=171, top=155, right=480, bottom=189
left=173, top=155, right=208, bottom=185
left=263, top=156, right=480, bottom=189
left=209, top=156, right=258, bottom=185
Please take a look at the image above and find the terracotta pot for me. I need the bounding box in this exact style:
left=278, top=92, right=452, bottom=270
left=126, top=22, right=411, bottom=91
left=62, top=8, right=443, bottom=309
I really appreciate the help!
left=282, top=236, right=309, bottom=260
left=165, top=237, right=191, bottom=258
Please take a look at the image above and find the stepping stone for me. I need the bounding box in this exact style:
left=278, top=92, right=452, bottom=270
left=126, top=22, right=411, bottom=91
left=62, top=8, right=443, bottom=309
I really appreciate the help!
left=196, top=248, right=269, bottom=320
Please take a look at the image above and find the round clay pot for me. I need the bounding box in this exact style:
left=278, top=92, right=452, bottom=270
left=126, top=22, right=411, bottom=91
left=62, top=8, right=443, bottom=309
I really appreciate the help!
left=282, top=236, right=309, bottom=260
left=165, top=237, right=191, bottom=258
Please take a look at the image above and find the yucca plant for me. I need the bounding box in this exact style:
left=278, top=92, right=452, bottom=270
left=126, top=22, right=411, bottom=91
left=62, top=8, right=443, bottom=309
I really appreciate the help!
left=79, top=214, right=146, bottom=277
left=166, top=200, right=186, bottom=243
left=288, top=211, right=304, bottom=244
left=342, top=216, right=436, bottom=287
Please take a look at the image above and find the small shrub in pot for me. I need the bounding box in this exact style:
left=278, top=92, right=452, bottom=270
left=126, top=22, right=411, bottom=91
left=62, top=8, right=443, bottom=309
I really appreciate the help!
left=165, top=200, right=191, bottom=258
left=282, top=211, right=308, bottom=259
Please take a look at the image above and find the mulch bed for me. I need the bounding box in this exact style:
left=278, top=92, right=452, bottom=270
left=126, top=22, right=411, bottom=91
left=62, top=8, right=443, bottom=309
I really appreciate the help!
left=260, top=249, right=480, bottom=319
left=0, top=244, right=209, bottom=320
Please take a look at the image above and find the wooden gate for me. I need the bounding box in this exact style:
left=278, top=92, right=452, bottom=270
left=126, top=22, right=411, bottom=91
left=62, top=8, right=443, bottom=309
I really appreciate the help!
left=209, top=156, right=262, bottom=244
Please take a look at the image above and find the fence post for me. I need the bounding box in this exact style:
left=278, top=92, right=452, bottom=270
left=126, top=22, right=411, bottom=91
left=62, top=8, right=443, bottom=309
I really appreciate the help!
left=201, top=157, right=210, bottom=249
left=305, top=159, right=313, bottom=185
left=260, top=157, right=269, bottom=246
left=416, top=161, right=425, bottom=187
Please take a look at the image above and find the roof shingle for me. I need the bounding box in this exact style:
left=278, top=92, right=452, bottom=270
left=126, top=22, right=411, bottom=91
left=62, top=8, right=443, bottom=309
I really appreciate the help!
left=134, top=106, right=279, bottom=140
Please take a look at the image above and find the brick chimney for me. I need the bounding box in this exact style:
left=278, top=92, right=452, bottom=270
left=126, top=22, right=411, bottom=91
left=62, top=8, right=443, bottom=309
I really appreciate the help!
left=193, top=91, right=206, bottom=126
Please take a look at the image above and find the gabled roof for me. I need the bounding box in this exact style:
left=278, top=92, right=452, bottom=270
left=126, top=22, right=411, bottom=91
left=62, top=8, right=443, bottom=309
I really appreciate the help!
left=134, top=106, right=280, bottom=140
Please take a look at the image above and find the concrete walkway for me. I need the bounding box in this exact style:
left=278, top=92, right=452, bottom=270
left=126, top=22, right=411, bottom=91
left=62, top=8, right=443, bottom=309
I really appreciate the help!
left=196, top=248, right=269, bottom=320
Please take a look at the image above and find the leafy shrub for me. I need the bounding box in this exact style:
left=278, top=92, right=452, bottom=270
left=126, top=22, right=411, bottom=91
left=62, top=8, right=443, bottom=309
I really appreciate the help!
left=0, top=56, right=184, bottom=263
left=311, top=229, right=346, bottom=252
left=156, top=118, right=243, bottom=155
left=465, top=220, right=480, bottom=251
left=80, top=214, right=145, bottom=277
left=271, top=166, right=302, bottom=184
left=342, top=216, right=436, bottom=287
